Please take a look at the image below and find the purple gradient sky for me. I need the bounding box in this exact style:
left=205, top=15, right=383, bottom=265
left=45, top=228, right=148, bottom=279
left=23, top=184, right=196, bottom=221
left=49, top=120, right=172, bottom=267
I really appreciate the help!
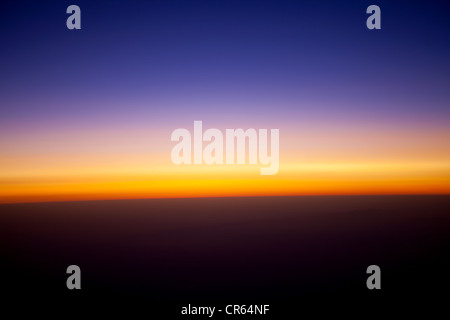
left=1, top=0, right=449, bottom=129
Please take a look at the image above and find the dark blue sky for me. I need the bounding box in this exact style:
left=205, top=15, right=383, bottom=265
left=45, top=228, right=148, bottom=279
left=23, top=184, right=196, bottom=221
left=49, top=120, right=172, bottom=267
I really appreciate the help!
left=1, top=0, right=449, bottom=128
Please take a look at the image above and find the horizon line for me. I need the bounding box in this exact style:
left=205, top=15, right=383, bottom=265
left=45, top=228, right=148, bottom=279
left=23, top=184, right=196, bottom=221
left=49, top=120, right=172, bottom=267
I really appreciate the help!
left=2, top=193, right=450, bottom=205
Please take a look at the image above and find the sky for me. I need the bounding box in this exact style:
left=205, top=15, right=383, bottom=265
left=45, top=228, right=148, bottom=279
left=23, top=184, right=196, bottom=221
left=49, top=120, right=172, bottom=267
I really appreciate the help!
left=1, top=0, right=449, bottom=203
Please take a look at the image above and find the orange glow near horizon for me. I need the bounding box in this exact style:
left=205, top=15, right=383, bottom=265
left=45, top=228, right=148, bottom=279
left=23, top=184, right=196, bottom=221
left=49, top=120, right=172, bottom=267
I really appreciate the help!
left=1, top=161, right=449, bottom=204
left=1, top=123, right=449, bottom=204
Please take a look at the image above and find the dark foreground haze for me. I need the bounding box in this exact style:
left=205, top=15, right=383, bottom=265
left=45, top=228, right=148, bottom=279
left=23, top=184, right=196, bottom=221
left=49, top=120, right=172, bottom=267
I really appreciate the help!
left=1, top=196, right=449, bottom=317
